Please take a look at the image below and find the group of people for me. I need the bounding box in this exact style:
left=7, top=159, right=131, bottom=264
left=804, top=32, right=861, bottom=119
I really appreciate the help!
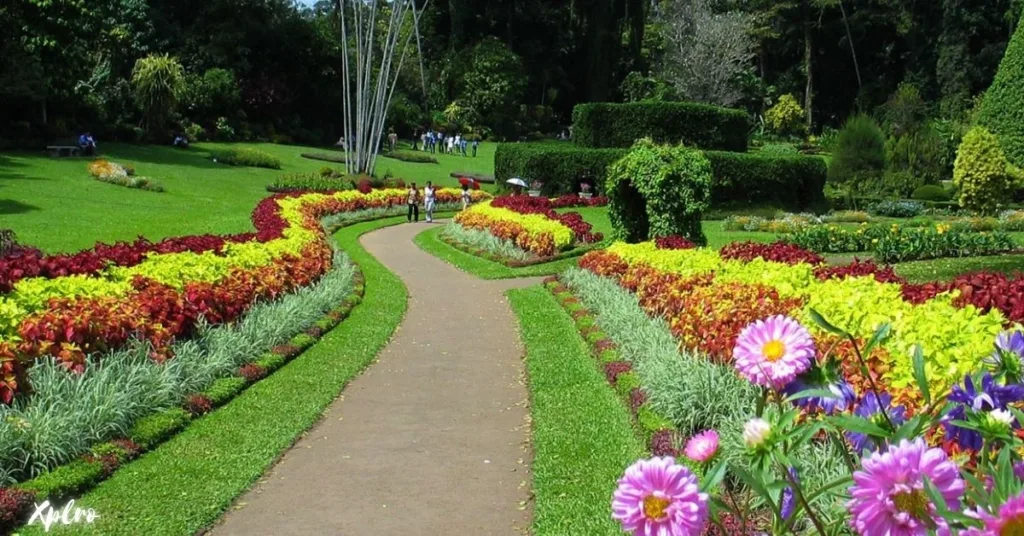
left=405, top=182, right=474, bottom=223
left=416, top=131, right=478, bottom=157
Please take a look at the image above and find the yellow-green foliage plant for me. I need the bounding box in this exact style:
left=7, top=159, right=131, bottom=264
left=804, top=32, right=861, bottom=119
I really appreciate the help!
left=953, top=127, right=1015, bottom=214
left=764, top=94, right=806, bottom=138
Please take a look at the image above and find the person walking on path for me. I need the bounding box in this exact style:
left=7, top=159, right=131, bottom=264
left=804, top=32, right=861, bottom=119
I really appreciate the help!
left=472, top=139, right=479, bottom=157
left=460, top=138, right=468, bottom=156
left=424, top=181, right=437, bottom=222
left=407, top=182, right=420, bottom=223
left=460, top=183, right=472, bottom=210
left=447, top=135, right=454, bottom=155
left=388, top=131, right=398, bottom=151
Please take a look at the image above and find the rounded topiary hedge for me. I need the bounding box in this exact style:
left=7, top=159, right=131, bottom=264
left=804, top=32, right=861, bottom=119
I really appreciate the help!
left=977, top=6, right=1024, bottom=167
left=606, top=139, right=712, bottom=246
left=571, top=102, right=750, bottom=152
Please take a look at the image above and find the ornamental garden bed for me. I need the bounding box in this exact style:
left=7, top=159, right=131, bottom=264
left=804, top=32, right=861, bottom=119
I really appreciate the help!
left=0, top=188, right=484, bottom=532
left=446, top=194, right=606, bottom=264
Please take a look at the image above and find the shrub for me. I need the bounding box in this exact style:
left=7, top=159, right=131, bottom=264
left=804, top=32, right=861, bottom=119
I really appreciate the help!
left=870, top=169, right=925, bottom=198
left=268, top=172, right=351, bottom=193
left=977, top=14, right=1024, bottom=167
left=0, top=487, right=34, bottom=531
left=764, top=94, right=806, bottom=137
left=827, top=114, right=886, bottom=189
left=183, top=393, right=213, bottom=415
left=381, top=150, right=438, bottom=164
left=238, top=362, right=267, bottom=382
left=606, top=139, right=712, bottom=245
left=214, top=117, right=235, bottom=141
left=868, top=199, right=924, bottom=218
left=953, top=127, right=1015, bottom=214
left=16, top=459, right=105, bottom=501
left=212, top=147, right=281, bottom=169
left=204, top=376, right=247, bottom=406
left=885, top=128, right=947, bottom=185
left=183, top=121, right=205, bottom=142
left=757, top=143, right=799, bottom=156
left=301, top=152, right=347, bottom=164
left=911, top=184, right=953, bottom=202
left=571, top=102, right=750, bottom=151
left=719, top=241, right=824, bottom=265
left=128, top=408, right=190, bottom=448
left=494, top=143, right=826, bottom=210
left=131, top=54, right=185, bottom=132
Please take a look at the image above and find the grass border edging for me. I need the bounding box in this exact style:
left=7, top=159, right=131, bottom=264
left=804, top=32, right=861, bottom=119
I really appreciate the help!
left=10, top=216, right=410, bottom=536
left=542, top=276, right=685, bottom=458
left=414, top=226, right=587, bottom=279
left=439, top=230, right=604, bottom=268
left=508, top=285, right=643, bottom=535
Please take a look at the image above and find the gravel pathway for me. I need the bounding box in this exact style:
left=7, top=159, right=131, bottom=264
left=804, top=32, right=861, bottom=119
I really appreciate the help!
left=213, top=220, right=536, bottom=535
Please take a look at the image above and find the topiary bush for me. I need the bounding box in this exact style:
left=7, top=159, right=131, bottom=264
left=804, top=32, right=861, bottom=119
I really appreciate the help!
left=953, top=127, right=1016, bottom=214
left=764, top=94, right=806, bottom=138
left=494, top=142, right=826, bottom=210
left=827, top=114, right=886, bottom=190
left=977, top=9, right=1024, bottom=167
left=605, top=138, right=712, bottom=245
left=571, top=102, right=750, bottom=151
left=911, top=184, right=954, bottom=202
left=212, top=147, right=281, bottom=169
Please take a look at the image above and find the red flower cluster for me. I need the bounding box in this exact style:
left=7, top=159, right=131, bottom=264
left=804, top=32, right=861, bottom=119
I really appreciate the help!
left=814, top=259, right=905, bottom=284
left=490, top=195, right=603, bottom=243
left=719, top=241, right=824, bottom=265
left=549, top=194, right=609, bottom=208
left=654, top=235, right=696, bottom=250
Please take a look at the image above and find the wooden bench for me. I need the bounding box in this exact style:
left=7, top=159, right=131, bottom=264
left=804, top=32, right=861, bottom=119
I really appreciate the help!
left=46, top=145, right=81, bottom=157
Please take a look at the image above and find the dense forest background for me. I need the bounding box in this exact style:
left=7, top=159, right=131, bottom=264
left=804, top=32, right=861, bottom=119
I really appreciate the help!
left=1, top=0, right=1021, bottom=147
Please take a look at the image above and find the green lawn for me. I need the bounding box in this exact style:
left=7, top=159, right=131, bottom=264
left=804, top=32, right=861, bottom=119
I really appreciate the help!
left=508, top=286, right=643, bottom=535
left=17, top=218, right=408, bottom=536
left=0, top=141, right=496, bottom=253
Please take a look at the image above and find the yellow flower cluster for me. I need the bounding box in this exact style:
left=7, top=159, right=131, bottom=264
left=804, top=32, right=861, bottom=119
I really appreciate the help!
left=454, top=201, right=574, bottom=251
left=604, top=241, right=1011, bottom=392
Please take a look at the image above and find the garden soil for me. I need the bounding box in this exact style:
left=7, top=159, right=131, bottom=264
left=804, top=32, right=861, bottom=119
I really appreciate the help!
left=213, top=220, right=537, bottom=535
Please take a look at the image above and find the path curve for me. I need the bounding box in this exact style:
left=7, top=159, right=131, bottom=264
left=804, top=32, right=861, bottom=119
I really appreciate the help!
left=213, top=220, right=537, bottom=535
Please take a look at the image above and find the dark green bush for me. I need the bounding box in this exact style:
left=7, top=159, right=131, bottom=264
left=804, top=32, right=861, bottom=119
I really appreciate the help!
left=495, top=143, right=826, bottom=210
left=128, top=408, right=190, bottom=448
left=212, top=147, right=281, bottom=169
left=381, top=150, right=438, bottom=164
left=912, top=184, right=954, bottom=202
left=885, top=128, right=948, bottom=185
left=606, top=139, right=712, bottom=245
left=571, top=102, right=750, bottom=151
left=268, top=172, right=353, bottom=193
left=203, top=376, right=248, bottom=406
left=828, top=114, right=886, bottom=188
left=301, top=152, right=347, bottom=164
left=16, top=459, right=106, bottom=501
left=977, top=11, right=1024, bottom=167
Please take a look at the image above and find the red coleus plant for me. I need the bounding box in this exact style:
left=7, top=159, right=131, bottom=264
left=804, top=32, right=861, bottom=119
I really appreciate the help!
left=814, top=259, right=905, bottom=284
left=720, top=241, right=824, bottom=265
left=654, top=235, right=696, bottom=250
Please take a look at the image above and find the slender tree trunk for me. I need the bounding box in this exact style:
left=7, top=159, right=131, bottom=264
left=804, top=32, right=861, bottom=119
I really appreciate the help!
left=837, top=0, right=863, bottom=90
left=804, top=13, right=814, bottom=131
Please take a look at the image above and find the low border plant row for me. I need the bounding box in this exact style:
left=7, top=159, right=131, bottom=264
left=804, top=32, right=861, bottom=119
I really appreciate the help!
left=439, top=227, right=605, bottom=268
left=0, top=267, right=366, bottom=534
left=542, top=277, right=682, bottom=456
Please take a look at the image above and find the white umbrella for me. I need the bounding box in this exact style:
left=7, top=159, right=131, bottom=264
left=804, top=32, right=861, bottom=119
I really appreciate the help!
left=506, top=177, right=527, bottom=188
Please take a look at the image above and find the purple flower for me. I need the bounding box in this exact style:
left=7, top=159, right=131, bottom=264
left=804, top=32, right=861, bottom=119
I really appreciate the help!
left=780, top=467, right=799, bottom=520
left=846, top=392, right=907, bottom=453
left=945, top=373, right=1024, bottom=451
left=783, top=360, right=857, bottom=415
left=996, top=330, right=1024, bottom=359
left=733, top=315, right=815, bottom=390
left=847, top=439, right=964, bottom=535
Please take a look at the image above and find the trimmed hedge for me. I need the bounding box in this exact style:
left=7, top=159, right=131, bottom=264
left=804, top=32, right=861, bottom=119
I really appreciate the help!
left=977, top=6, right=1024, bottom=167
left=495, top=143, right=826, bottom=210
left=571, top=102, right=750, bottom=151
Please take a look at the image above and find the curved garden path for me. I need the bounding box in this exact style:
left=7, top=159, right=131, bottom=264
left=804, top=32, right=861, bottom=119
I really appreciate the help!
left=213, top=220, right=537, bottom=535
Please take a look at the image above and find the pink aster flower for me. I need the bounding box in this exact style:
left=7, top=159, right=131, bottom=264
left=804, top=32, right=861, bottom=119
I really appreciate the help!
left=962, top=491, right=1024, bottom=535
left=683, top=430, right=719, bottom=463
left=847, top=438, right=965, bottom=536
left=733, top=315, right=815, bottom=390
left=612, top=456, right=709, bottom=535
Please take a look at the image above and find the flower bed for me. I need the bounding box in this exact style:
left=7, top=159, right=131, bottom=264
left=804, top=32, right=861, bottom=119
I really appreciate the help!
left=0, top=188, right=484, bottom=404
left=452, top=195, right=602, bottom=257
left=578, top=241, right=1023, bottom=403
left=785, top=222, right=1015, bottom=262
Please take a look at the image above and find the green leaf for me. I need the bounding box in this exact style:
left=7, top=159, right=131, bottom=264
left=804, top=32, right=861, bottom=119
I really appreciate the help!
left=731, top=464, right=781, bottom=517
left=808, top=309, right=848, bottom=336
left=700, top=460, right=727, bottom=493
left=829, top=414, right=890, bottom=438
left=784, top=388, right=841, bottom=404
left=911, top=344, right=931, bottom=405
left=861, top=322, right=892, bottom=356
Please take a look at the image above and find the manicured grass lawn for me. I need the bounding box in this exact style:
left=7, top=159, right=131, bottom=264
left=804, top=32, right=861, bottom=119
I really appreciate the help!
left=0, top=141, right=496, bottom=253
left=508, top=286, right=643, bottom=535
left=17, top=218, right=407, bottom=536
left=895, top=254, right=1024, bottom=283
